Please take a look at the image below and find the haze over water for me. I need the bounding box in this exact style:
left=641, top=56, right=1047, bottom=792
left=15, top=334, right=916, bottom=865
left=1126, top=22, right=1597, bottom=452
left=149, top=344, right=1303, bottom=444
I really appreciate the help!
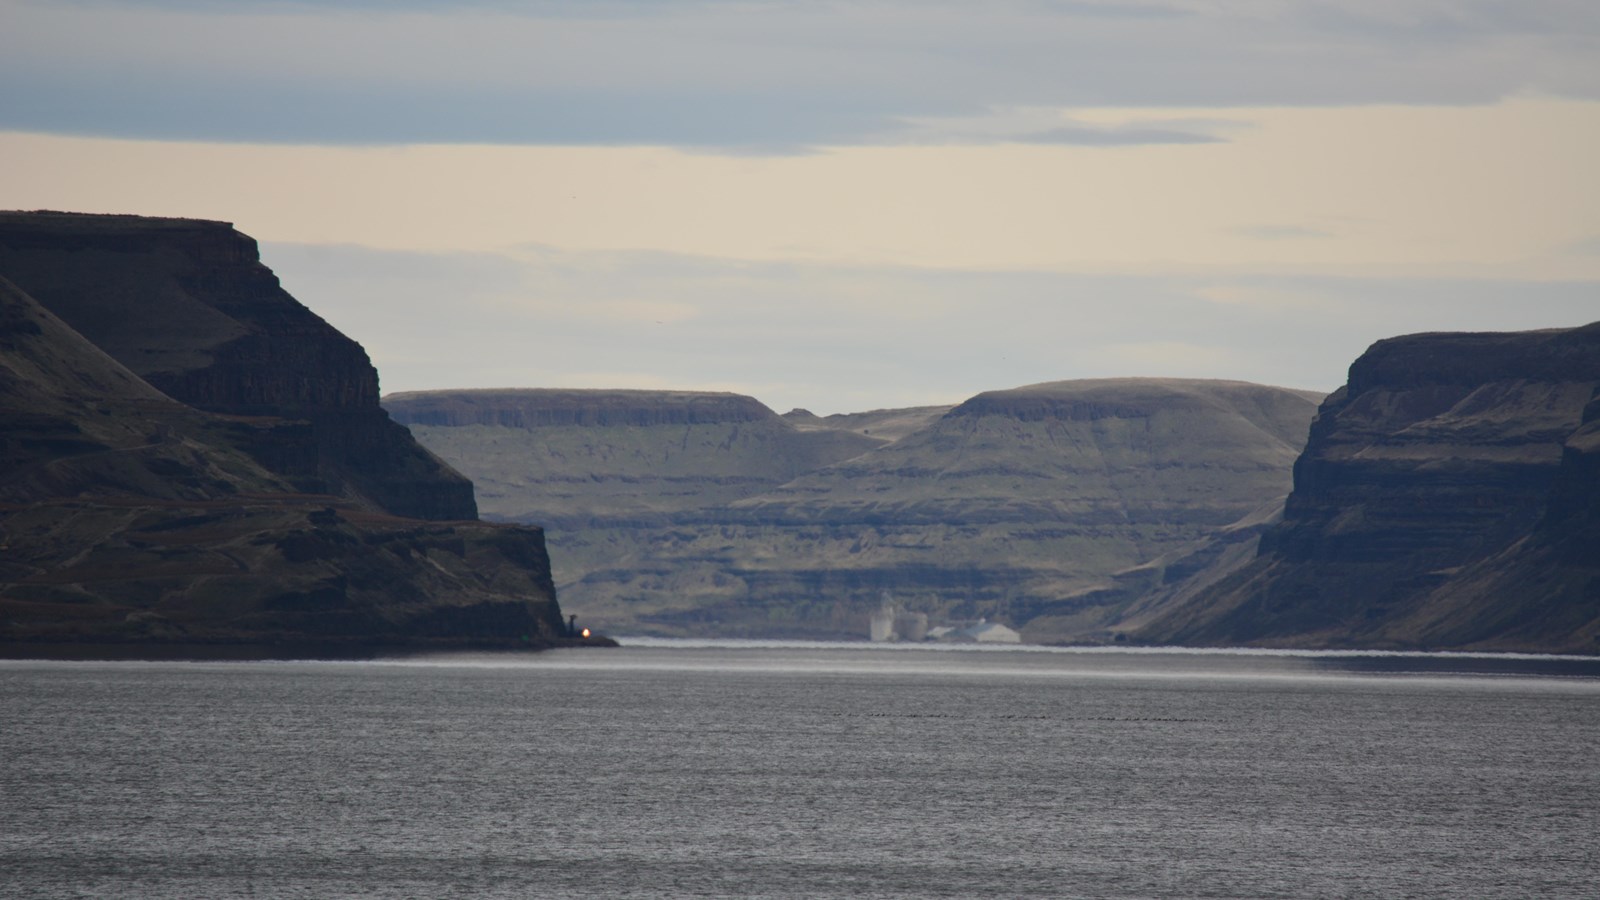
left=5, top=643, right=1599, bottom=898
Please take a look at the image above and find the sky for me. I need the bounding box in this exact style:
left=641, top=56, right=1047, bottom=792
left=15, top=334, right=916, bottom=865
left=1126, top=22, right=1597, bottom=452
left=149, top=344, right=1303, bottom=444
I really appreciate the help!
left=2, top=0, right=1598, bottom=414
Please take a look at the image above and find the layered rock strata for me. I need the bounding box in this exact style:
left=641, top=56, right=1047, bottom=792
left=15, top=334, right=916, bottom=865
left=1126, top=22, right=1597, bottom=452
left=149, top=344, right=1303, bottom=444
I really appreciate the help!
left=0, top=214, right=569, bottom=655
left=1128, top=323, right=1600, bottom=652
left=385, top=388, right=885, bottom=526
left=0, top=212, right=475, bottom=521
left=392, top=380, right=1323, bottom=640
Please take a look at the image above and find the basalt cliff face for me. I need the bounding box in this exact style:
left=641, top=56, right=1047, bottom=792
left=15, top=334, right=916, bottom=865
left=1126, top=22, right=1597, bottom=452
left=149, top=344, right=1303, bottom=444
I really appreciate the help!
left=0, top=213, right=568, bottom=656
left=390, top=380, right=1323, bottom=640
left=1126, top=323, right=1600, bottom=653
left=0, top=212, right=475, bottom=521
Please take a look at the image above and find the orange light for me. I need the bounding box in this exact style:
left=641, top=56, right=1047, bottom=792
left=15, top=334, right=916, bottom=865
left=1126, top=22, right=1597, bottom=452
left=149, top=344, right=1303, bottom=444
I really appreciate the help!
left=581, top=628, right=591, bottom=638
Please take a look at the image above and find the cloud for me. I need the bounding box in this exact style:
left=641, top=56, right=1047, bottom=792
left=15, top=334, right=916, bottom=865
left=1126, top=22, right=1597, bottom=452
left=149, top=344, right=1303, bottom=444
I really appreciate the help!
left=880, top=108, right=1244, bottom=147
left=1292, top=1, right=1600, bottom=40
left=1562, top=236, right=1600, bottom=257
left=4, top=0, right=1598, bottom=148
left=1015, top=126, right=1223, bottom=146
left=1194, top=284, right=1330, bottom=310
left=1229, top=225, right=1336, bottom=240
left=4, top=98, right=1595, bottom=277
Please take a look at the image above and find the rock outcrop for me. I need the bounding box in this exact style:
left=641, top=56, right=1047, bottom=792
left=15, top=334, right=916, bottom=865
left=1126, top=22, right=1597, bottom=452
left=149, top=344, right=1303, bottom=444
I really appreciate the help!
left=1128, top=323, right=1600, bottom=653
left=392, top=379, right=1323, bottom=640
left=391, top=389, right=777, bottom=429
left=0, top=213, right=571, bottom=656
left=0, top=212, right=475, bottom=521
left=385, top=388, right=886, bottom=526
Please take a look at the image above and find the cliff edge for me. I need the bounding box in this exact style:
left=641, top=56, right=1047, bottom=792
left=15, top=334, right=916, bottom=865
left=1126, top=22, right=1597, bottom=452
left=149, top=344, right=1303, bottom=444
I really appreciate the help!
left=0, top=212, right=571, bottom=656
left=0, top=211, right=476, bottom=521
left=1128, top=322, right=1600, bottom=653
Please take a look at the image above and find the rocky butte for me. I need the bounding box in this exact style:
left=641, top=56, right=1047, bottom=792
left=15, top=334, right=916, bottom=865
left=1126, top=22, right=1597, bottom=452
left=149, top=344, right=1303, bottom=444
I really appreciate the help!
left=387, top=379, right=1325, bottom=640
left=1119, top=322, right=1600, bottom=654
left=0, top=212, right=579, bottom=657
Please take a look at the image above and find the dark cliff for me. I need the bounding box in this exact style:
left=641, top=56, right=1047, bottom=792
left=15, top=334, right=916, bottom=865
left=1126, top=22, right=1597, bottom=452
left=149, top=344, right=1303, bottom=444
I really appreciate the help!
left=0, top=212, right=476, bottom=521
left=0, top=214, right=573, bottom=656
left=1131, top=323, right=1600, bottom=653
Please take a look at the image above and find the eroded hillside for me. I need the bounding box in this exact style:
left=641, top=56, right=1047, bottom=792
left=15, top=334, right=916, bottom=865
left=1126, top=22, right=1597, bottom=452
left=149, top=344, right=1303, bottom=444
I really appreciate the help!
left=1125, top=322, right=1600, bottom=653
left=0, top=213, right=570, bottom=656
left=391, top=379, right=1324, bottom=640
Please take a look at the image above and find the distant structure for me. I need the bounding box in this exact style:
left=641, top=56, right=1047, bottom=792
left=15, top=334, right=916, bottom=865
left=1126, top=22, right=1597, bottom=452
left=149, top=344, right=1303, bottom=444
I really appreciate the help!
left=949, top=619, right=1022, bottom=644
left=868, top=593, right=928, bottom=642
left=923, top=618, right=1023, bottom=644
left=868, top=595, right=1022, bottom=643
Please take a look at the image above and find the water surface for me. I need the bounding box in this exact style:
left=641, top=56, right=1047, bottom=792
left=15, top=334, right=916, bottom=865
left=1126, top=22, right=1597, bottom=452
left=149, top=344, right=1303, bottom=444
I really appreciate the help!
left=3, top=642, right=1598, bottom=897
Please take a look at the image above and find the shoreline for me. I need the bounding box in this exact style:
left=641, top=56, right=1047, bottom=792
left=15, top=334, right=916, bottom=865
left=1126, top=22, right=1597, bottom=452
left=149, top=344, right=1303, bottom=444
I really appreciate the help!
left=0, top=635, right=618, bottom=662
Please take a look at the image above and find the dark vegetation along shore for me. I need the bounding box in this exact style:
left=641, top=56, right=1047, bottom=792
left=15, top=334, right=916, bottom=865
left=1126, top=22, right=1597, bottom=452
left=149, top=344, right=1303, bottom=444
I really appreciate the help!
left=3, top=211, right=1596, bottom=655
left=0, top=211, right=602, bottom=658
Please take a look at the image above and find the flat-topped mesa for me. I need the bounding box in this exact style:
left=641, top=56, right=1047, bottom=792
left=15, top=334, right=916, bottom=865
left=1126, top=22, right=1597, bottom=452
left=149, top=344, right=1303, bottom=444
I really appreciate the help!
left=0, top=224, right=571, bottom=654
left=385, top=388, right=778, bottom=429
left=950, top=377, right=1324, bottom=433
left=473, top=377, right=1323, bottom=641
left=0, top=210, right=258, bottom=265
left=0, top=211, right=475, bottom=520
left=0, top=212, right=372, bottom=412
left=1276, top=325, right=1600, bottom=566
left=1127, top=320, right=1600, bottom=653
left=742, top=377, right=1324, bottom=526
left=385, top=388, right=885, bottom=527
left=1345, top=323, right=1600, bottom=395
